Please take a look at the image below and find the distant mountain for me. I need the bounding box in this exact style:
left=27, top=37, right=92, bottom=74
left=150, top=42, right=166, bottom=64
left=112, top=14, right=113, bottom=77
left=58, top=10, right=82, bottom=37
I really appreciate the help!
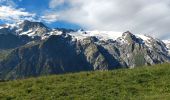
left=0, top=20, right=170, bottom=80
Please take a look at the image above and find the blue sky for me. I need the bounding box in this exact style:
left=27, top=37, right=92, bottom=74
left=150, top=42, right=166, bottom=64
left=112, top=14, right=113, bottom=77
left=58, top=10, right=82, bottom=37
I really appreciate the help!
left=0, top=0, right=170, bottom=39
left=0, top=0, right=81, bottom=29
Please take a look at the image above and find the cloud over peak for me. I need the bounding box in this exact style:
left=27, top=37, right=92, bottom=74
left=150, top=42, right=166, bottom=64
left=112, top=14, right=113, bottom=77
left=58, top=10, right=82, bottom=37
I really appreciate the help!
left=0, top=0, right=170, bottom=39
left=45, top=0, right=170, bottom=39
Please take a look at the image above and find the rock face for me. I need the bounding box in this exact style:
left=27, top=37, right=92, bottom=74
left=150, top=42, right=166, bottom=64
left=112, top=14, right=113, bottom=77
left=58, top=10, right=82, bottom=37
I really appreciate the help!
left=115, top=31, right=169, bottom=68
left=0, top=21, right=170, bottom=80
left=0, top=35, right=91, bottom=79
left=16, top=20, right=50, bottom=37
left=0, top=33, right=33, bottom=49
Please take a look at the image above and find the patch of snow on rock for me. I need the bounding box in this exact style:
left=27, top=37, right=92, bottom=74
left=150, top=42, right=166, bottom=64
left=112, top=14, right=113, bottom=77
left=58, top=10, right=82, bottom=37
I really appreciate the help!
left=136, top=34, right=153, bottom=48
left=163, top=40, right=170, bottom=55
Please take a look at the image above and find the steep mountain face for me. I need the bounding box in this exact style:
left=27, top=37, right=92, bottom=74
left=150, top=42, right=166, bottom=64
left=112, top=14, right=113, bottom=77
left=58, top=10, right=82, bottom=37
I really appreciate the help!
left=0, top=21, right=49, bottom=49
left=16, top=20, right=50, bottom=37
left=0, top=35, right=92, bottom=79
left=0, top=28, right=11, bottom=34
left=0, top=34, right=34, bottom=49
left=115, top=32, right=169, bottom=67
left=0, top=20, right=170, bottom=80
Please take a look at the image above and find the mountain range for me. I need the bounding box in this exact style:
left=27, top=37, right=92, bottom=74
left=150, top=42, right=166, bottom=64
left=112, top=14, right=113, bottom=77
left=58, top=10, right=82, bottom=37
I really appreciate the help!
left=0, top=20, right=170, bottom=80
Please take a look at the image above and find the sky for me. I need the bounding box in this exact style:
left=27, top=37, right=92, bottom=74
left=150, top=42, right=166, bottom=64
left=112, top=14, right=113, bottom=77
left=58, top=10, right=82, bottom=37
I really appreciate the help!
left=0, top=0, right=170, bottom=39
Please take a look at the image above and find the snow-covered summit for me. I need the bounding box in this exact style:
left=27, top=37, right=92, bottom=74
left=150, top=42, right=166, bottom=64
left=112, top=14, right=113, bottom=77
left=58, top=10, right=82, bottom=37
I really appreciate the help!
left=68, top=30, right=123, bottom=41
left=0, top=20, right=169, bottom=55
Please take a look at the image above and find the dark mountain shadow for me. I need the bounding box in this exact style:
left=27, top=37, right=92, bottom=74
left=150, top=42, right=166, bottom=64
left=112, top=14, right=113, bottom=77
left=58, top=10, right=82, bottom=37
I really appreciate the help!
left=98, top=45, right=122, bottom=69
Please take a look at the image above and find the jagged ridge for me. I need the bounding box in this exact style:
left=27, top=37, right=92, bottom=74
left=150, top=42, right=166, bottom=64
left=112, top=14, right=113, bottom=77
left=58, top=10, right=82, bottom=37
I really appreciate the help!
left=0, top=20, right=170, bottom=79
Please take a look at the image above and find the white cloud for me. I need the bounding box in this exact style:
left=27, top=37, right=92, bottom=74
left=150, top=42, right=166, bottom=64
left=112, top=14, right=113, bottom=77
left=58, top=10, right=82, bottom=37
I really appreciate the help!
left=41, top=12, right=59, bottom=23
left=46, top=0, right=170, bottom=39
left=0, top=0, right=17, bottom=7
left=0, top=6, right=36, bottom=23
left=49, top=0, right=65, bottom=8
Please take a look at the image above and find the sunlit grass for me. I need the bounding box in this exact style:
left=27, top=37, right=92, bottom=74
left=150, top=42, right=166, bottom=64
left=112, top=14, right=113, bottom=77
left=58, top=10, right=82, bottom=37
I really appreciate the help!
left=0, top=63, right=170, bottom=100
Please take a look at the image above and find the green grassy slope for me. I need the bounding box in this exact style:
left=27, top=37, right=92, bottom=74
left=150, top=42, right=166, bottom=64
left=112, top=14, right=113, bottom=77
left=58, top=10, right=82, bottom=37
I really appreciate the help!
left=1, top=63, right=170, bottom=100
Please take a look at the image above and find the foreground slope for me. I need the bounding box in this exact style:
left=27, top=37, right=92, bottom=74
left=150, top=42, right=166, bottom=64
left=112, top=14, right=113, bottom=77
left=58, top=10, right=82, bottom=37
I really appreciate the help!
left=1, top=63, right=170, bottom=100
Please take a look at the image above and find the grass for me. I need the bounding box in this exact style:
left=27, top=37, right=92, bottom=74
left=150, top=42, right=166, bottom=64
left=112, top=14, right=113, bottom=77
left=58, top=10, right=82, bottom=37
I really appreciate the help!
left=1, top=63, right=170, bottom=100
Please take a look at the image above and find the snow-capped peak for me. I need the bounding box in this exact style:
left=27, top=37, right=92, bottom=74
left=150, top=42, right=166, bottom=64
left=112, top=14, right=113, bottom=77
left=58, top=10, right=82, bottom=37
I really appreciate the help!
left=68, top=30, right=123, bottom=41
left=0, top=20, right=169, bottom=55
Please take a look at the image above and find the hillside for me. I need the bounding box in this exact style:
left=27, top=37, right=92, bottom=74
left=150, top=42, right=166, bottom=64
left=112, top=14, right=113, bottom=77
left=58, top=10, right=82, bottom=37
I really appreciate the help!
left=1, top=63, right=170, bottom=100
